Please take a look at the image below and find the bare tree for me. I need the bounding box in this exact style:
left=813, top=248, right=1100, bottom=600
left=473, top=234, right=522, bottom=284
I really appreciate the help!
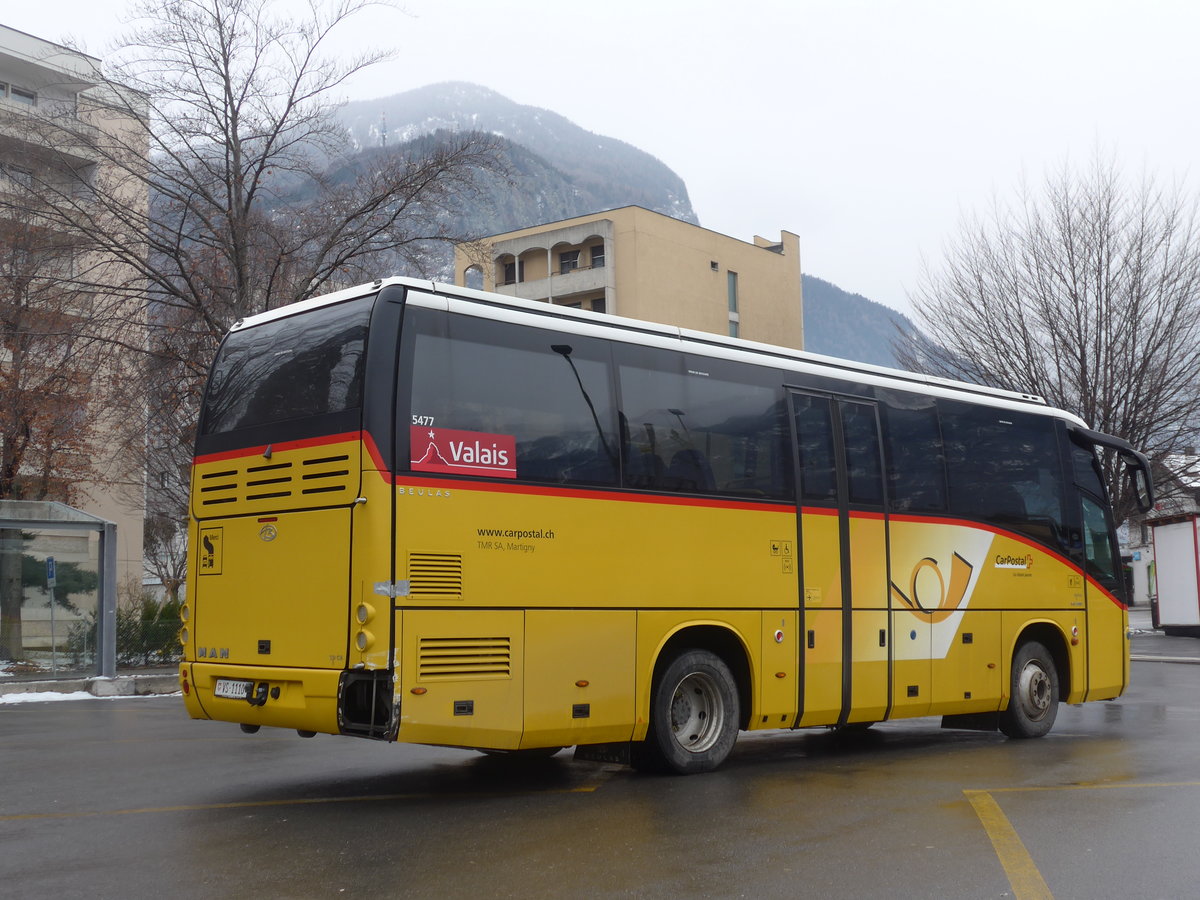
left=11, top=0, right=505, bottom=587
left=34, top=0, right=505, bottom=321
left=897, top=155, right=1200, bottom=520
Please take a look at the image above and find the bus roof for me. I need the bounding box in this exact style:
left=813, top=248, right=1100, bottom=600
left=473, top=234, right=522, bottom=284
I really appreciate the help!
left=230, top=276, right=1087, bottom=428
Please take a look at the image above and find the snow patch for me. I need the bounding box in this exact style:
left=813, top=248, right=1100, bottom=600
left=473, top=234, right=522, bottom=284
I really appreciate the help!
left=0, top=690, right=181, bottom=704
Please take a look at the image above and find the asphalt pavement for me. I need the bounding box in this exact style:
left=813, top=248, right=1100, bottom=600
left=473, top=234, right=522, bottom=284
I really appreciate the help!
left=1128, top=604, right=1200, bottom=663
left=6, top=642, right=1200, bottom=899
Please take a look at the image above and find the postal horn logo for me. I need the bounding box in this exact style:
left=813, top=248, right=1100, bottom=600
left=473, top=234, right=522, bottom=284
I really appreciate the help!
left=259, top=524, right=278, bottom=542
left=890, top=552, right=976, bottom=624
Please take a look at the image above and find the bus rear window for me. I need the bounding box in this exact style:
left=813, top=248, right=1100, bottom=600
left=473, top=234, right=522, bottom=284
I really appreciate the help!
left=201, top=297, right=372, bottom=435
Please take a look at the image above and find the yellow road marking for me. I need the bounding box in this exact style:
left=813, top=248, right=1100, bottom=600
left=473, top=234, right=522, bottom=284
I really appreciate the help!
left=965, top=790, right=1052, bottom=900
left=0, top=785, right=599, bottom=822
left=964, top=782, right=1200, bottom=899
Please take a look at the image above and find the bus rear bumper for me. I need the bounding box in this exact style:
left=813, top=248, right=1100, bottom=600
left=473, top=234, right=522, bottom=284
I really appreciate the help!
left=181, top=662, right=343, bottom=735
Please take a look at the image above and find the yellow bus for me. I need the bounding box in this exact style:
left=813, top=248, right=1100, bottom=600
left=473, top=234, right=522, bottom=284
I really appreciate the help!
left=179, top=276, right=1153, bottom=774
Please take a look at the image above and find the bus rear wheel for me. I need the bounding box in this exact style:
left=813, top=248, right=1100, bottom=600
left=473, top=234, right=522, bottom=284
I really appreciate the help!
left=634, top=649, right=740, bottom=775
left=999, top=640, right=1059, bottom=738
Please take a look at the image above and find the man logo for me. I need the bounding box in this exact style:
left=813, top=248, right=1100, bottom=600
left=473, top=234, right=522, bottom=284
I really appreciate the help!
left=259, top=524, right=278, bottom=542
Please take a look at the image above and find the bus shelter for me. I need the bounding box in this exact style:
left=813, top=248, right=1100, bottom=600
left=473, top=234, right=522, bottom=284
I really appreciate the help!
left=0, top=500, right=118, bottom=680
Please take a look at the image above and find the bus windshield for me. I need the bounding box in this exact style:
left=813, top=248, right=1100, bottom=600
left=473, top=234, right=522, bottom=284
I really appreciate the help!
left=201, top=297, right=372, bottom=436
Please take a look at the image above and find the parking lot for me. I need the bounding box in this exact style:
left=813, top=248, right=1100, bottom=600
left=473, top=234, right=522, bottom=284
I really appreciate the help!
left=3, top=612, right=1199, bottom=899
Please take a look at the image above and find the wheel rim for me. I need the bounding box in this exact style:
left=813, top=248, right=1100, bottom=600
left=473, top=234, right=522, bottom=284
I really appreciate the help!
left=668, top=671, right=725, bottom=753
left=1015, top=659, right=1052, bottom=721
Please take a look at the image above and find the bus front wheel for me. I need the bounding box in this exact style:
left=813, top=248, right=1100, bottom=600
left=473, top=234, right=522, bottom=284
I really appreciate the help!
left=635, top=649, right=740, bottom=775
left=999, top=640, right=1059, bottom=739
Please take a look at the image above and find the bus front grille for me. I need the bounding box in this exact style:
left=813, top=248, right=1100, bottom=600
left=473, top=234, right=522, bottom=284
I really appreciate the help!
left=418, top=637, right=511, bottom=680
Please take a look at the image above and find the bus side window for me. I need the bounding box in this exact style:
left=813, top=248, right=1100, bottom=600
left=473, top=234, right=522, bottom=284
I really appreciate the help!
left=941, top=400, right=1067, bottom=547
left=839, top=402, right=884, bottom=506
left=616, top=348, right=788, bottom=499
left=880, top=396, right=946, bottom=512
left=407, top=312, right=619, bottom=486
left=792, top=394, right=836, bottom=502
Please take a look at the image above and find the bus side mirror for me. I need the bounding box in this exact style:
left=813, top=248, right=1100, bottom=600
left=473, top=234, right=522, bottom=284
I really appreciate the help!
left=1126, top=457, right=1154, bottom=513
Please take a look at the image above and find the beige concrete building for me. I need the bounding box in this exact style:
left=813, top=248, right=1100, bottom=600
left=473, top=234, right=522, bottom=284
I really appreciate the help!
left=0, top=25, right=146, bottom=602
left=454, top=205, right=804, bottom=350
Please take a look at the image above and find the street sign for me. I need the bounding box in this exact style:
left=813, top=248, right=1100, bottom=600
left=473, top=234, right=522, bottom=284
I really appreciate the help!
left=46, top=556, right=56, bottom=590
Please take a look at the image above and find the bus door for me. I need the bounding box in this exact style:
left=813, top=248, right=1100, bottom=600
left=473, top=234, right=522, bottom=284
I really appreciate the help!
left=1069, top=440, right=1128, bottom=700
left=790, top=391, right=891, bottom=727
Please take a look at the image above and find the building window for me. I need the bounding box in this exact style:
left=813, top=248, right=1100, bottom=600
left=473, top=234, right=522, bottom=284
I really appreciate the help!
left=502, top=260, right=524, bottom=284
left=10, top=87, right=37, bottom=106
left=727, top=271, right=739, bottom=313
left=591, top=245, right=605, bottom=268
left=559, top=250, right=580, bottom=274
left=592, top=297, right=606, bottom=314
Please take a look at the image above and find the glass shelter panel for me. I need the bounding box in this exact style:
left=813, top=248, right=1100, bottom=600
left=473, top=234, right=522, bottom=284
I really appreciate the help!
left=0, top=528, right=98, bottom=678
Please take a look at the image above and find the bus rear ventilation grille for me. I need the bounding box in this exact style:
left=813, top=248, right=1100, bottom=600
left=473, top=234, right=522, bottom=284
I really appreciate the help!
left=407, top=552, right=463, bottom=599
left=197, top=454, right=352, bottom=506
left=418, top=636, right=511, bottom=680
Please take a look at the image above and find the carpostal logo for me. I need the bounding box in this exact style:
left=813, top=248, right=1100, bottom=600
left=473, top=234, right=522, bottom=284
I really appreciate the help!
left=411, top=426, right=517, bottom=479
left=994, top=553, right=1034, bottom=570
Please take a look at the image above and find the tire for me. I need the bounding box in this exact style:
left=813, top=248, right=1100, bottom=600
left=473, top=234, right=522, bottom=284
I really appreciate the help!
left=999, top=640, right=1059, bottom=739
left=634, top=649, right=740, bottom=774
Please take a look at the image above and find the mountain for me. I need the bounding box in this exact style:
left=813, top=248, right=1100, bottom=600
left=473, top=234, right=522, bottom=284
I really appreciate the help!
left=802, top=275, right=919, bottom=369
left=338, top=85, right=916, bottom=369
left=339, top=82, right=697, bottom=227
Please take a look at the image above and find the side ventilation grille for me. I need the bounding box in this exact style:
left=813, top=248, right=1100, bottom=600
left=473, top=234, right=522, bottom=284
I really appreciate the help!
left=407, top=553, right=463, bottom=599
left=418, top=637, right=511, bottom=680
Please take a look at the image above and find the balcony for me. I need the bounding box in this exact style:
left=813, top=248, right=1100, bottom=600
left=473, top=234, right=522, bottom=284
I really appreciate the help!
left=499, top=263, right=609, bottom=303
left=0, top=99, right=102, bottom=167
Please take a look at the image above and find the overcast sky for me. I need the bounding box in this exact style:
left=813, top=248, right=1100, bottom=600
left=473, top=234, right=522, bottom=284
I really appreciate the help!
left=7, top=0, right=1199, bottom=317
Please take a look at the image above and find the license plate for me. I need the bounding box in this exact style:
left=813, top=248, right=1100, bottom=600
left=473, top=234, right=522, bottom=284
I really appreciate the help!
left=214, top=678, right=253, bottom=700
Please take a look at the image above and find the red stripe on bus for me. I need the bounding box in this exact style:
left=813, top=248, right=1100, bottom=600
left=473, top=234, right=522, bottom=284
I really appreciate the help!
left=363, top=429, right=387, bottom=472
left=193, top=431, right=362, bottom=465
left=1088, top=577, right=1128, bottom=611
